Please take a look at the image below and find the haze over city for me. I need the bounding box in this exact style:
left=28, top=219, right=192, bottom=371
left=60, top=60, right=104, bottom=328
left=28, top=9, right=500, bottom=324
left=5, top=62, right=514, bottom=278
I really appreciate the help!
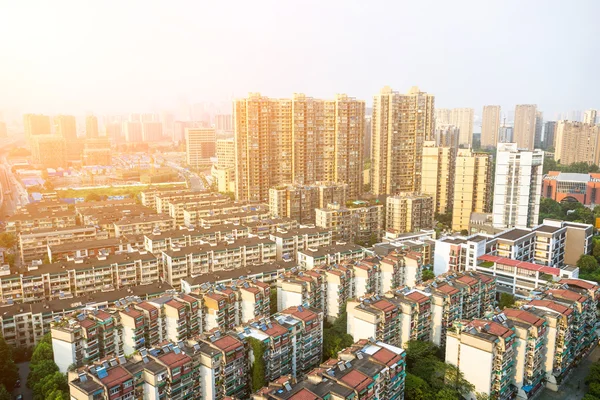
left=1, top=0, right=599, bottom=116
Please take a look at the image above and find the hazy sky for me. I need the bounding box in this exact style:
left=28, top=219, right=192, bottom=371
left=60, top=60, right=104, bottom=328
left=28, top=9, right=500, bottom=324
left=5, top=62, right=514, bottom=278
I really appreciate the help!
left=1, top=0, right=598, bottom=118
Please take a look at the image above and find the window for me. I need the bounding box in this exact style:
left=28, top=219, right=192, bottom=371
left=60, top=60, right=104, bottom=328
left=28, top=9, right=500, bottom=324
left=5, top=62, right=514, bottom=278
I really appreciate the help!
left=109, top=386, right=120, bottom=395
left=123, top=380, right=133, bottom=388
left=172, top=367, right=181, bottom=376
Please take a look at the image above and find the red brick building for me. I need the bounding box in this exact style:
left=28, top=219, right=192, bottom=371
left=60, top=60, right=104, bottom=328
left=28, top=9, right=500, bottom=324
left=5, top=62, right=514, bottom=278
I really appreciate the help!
left=542, top=171, right=600, bottom=205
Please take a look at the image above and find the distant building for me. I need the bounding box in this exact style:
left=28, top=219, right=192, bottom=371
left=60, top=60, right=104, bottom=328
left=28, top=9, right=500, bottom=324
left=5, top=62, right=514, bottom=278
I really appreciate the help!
left=185, top=128, right=216, bottom=168
left=23, top=114, right=51, bottom=140
left=212, top=138, right=235, bottom=192
left=214, top=113, right=232, bottom=131
left=85, top=115, right=99, bottom=138
left=513, top=104, right=538, bottom=150
left=554, top=120, right=600, bottom=165
left=451, top=108, right=474, bottom=147
left=499, top=124, right=513, bottom=143
left=481, top=105, right=501, bottom=148
left=543, top=121, right=557, bottom=150
left=534, top=111, right=544, bottom=149
left=142, top=121, right=163, bottom=142
left=492, top=143, right=543, bottom=229
left=269, top=182, right=347, bottom=224
left=83, top=137, right=111, bottom=166
left=54, top=115, right=77, bottom=140
left=30, top=134, right=66, bottom=168
left=584, top=109, right=597, bottom=124
left=123, top=121, right=142, bottom=142
left=435, top=124, right=460, bottom=148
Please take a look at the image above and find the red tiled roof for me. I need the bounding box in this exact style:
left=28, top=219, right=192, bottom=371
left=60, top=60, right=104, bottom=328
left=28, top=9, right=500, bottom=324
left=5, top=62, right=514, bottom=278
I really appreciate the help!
left=405, top=290, right=430, bottom=304
left=165, top=299, right=186, bottom=310
left=503, top=308, right=545, bottom=327
left=528, top=299, right=573, bottom=316
left=547, top=289, right=587, bottom=303
left=478, top=254, right=560, bottom=276
left=264, top=321, right=288, bottom=338
left=120, top=307, right=143, bottom=319
left=136, top=301, right=158, bottom=312
left=282, top=306, right=318, bottom=322
left=288, top=388, right=321, bottom=400
left=242, top=286, right=261, bottom=294
left=177, top=294, right=198, bottom=304
left=213, top=335, right=243, bottom=353
left=99, top=365, right=131, bottom=387
left=340, top=369, right=373, bottom=392
left=436, top=283, right=460, bottom=296
left=79, top=319, right=96, bottom=328
left=157, top=351, right=190, bottom=369
left=370, top=347, right=403, bottom=367
left=94, top=310, right=112, bottom=321
left=560, top=278, right=599, bottom=291
left=371, top=299, right=397, bottom=313
left=469, top=320, right=513, bottom=339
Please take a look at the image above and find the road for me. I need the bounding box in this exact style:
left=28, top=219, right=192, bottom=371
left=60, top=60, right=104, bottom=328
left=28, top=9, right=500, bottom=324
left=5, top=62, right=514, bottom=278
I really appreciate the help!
left=12, top=362, right=32, bottom=400
left=0, top=156, right=28, bottom=217
left=540, top=345, right=600, bottom=400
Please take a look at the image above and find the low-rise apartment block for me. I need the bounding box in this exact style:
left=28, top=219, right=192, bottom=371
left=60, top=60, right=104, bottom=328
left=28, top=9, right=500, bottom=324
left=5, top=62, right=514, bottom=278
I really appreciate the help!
left=113, top=214, right=175, bottom=237
left=161, top=237, right=276, bottom=288
left=6, top=208, right=76, bottom=234
left=19, top=226, right=104, bottom=262
left=297, top=243, right=365, bottom=269
left=143, top=224, right=249, bottom=254
left=269, top=227, right=332, bottom=261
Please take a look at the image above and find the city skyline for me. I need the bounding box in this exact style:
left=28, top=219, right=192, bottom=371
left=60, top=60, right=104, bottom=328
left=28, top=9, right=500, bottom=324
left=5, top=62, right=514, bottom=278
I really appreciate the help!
left=1, top=1, right=599, bottom=117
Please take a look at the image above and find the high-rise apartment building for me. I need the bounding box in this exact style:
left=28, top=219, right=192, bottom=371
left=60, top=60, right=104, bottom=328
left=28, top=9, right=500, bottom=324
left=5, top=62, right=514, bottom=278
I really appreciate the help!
left=214, top=113, right=233, bottom=131
left=386, top=193, right=434, bottom=234
left=452, top=149, right=492, bottom=232
left=371, top=86, right=435, bottom=196
left=234, top=93, right=364, bottom=201
left=499, top=124, right=513, bottom=143
left=123, top=121, right=142, bottom=142
left=54, top=115, right=77, bottom=140
left=30, top=134, right=66, bottom=168
left=544, top=121, right=557, bottom=150
left=584, top=109, right=597, bottom=124
left=421, top=141, right=456, bottom=214
left=364, top=115, right=372, bottom=159
left=492, top=143, right=544, bottom=229
left=554, top=121, right=600, bottom=165
left=451, top=108, right=474, bottom=146
left=186, top=128, right=216, bottom=168
left=513, top=105, right=538, bottom=150
left=85, top=115, right=99, bottom=138
left=534, top=111, right=544, bottom=148
left=23, top=114, right=51, bottom=140
left=213, top=138, right=236, bottom=192
left=159, top=111, right=174, bottom=139
left=269, top=182, right=347, bottom=224
left=435, top=125, right=460, bottom=148
left=435, top=108, right=451, bottom=127
left=142, top=121, right=163, bottom=142
left=481, top=106, right=501, bottom=148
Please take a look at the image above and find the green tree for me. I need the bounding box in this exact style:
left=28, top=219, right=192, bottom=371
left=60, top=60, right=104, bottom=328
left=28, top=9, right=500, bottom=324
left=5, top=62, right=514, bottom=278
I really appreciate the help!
left=404, top=373, right=430, bottom=400
left=460, top=229, right=469, bottom=236
left=590, top=382, right=600, bottom=399
left=84, top=193, right=103, bottom=202
left=422, top=269, right=435, bottom=282
left=0, top=336, right=18, bottom=391
left=583, top=395, right=600, bottom=400
left=435, top=388, right=462, bottom=399
left=0, top=385, right=10, bottom=400
left=45, top=390, right=69, bottom=400
left=475, top=393, right=490, bottom=400
left=30, top=342, right=53, bottom=367
left=0, top=233, right=16, bottom=249
left=27, top=359, right=59, bottom=389
left=444, top=363, right=474, bottom=397
left=248, top=337, right=266, bottom=392
left=322, top=306, right=354, bottom=361
left=586, top=361, right=600, bottom=385
left=578, top=255, right=599, bottom=275
left=498, top=293, right=516, bottom=310
left=404, top=340, right=441, bottom=370
left=593, top=241, right=600, bottom=261
left=4, top=254, right=15, bottom=267
left=33, top=372, right=68, bottom=400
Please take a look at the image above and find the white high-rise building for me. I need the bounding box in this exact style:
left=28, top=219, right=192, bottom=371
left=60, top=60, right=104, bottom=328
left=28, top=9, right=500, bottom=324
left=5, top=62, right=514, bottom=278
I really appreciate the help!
left=584, top=109, right=598, bottom=125
left=492, top=143, right=544, bottom=229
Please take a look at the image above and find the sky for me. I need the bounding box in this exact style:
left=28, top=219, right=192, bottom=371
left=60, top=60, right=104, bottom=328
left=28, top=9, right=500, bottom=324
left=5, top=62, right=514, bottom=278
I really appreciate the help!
left=0, top=0, right=599, bottom=119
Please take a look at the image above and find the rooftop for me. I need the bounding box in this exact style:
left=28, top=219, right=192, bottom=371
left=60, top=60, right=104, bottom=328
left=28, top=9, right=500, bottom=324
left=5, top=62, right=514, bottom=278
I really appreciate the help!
left=495, top=228, right=534, bottom=241
left=478, top=254, right=560, bottom=276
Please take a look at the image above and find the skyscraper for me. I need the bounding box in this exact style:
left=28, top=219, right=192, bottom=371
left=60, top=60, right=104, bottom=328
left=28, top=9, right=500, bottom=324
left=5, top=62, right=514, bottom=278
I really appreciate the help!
left=214, top=114, right=233, bottom=132
left=481, top=106, right=501, bottom=148
left=421, top=141, right=456, bottom=215
left=186, top=128, right=216, bottom=168
left=30, top=135, right=66, bottom=168
left=492, top=143, right=543, bottom=229
left=435, top=125, right=460, bottom=148
left=123, top=122, right=142, bottom=143
left=234, top=93, right=364, bottom=202
left=54, top=115, right=77, bottom=140
left=543, top=121, right=557, bottom=150
left=371, top=86, right=434, bottom=196
left=584, top=109, right=598, bottom=125
left=451, top=108, right=474, bottom=147
left=142, top=122, right=163, bottom=142
left=435, top=108, right=451, bottom=127
left=554, top=121, right=600, bottom=165
left=513, top=105, right=538, bottom=150
left=452, top=149, right=492, bottom=232
left=23, top=114, right=51, bottom=140
left=85, top=115, right=99, bottom=138
left=534, top=111, right=544, bottom=148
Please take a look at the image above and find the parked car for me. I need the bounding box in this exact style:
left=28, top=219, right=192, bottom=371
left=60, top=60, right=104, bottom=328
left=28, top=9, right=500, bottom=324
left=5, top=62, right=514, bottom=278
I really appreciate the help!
left=14, top=380, right=20, bottom=388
